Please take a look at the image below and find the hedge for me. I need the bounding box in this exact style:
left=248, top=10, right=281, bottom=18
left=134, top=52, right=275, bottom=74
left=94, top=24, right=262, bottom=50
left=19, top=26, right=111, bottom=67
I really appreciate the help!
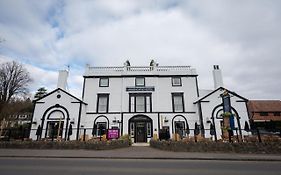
left=0, top=139, right=130, bottom=150
left=150, top=140, right=281, bottom=154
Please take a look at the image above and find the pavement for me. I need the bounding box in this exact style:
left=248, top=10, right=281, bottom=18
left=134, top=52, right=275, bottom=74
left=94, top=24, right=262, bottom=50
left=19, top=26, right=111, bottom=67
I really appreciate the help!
left=0, top=145, right=281, bottom=161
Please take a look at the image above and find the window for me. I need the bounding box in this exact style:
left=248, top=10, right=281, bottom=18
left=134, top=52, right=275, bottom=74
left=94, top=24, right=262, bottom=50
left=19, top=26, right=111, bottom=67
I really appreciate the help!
left=135, top=77, right=145, bottom=87
left=99, top=78, right=109, bottom=87
left=136, top=96, right=145, bottom=112
left=172, top=93, right=184, bottom=112
left=129, top=93, right=152, bottom=112
left=95, top=122, right=107, bottom=137
left=130, top=122, right=135, bottom=137
left=274, top=112, right=280, bottom=116
left=97, top=94, right=109, bottom=113
left=174, top=121, right=185, bottom=138
left=46, top=121, right=64, bottom=138
left=147, top=122, right=152, bottom=137
left=172, top=77, right=182, bottom=86
left=260, top=112, right=268, bottom=116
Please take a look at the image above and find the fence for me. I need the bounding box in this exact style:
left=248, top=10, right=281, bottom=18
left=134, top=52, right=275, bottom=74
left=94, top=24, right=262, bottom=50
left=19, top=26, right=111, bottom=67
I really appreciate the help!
left=1, top=127, right=280, bottom=143
left=159, top=128, right=281, bottom=143
left=0, top=128, right=30, bottom=141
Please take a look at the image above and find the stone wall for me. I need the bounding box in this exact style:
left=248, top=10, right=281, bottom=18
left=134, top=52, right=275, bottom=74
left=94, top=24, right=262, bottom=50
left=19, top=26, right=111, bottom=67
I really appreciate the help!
left=150, top=140, right=281, bottom=154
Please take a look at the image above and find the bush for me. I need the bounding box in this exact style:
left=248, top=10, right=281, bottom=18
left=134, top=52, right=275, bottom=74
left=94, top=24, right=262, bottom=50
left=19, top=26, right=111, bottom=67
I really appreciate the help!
left=119, top=134, right=132, bottom=145
left=0, top=139, right=130, bottom=150
left=150, top=140, right=281, bottom=154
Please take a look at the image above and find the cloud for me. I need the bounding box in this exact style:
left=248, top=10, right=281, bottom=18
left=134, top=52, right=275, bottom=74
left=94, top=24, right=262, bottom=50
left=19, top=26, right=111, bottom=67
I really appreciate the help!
left=0, top=0, right=280, bottom=100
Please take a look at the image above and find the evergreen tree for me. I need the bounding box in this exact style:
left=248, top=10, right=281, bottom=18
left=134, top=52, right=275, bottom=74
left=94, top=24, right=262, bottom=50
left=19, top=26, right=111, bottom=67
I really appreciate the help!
left=34, top=87, right=47, bottom=99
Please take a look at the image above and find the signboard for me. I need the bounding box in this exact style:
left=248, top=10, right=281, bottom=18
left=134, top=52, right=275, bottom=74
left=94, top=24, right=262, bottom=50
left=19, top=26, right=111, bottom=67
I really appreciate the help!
left=229, top=114, right=235, bottom=130
left=107, top=129, right=119, bottom=140
left=126, top=87, right=155, bottom=92
left=222, top=95, right=231, bottom=113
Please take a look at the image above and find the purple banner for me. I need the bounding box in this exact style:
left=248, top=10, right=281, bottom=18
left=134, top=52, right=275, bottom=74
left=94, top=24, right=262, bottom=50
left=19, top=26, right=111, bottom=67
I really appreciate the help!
left=107, top=129, right=119, bottom=139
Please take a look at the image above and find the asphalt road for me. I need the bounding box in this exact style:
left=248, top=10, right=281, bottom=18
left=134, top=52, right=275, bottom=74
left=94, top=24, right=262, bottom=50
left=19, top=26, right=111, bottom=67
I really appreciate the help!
left=0, top=158, right=280, bottom=175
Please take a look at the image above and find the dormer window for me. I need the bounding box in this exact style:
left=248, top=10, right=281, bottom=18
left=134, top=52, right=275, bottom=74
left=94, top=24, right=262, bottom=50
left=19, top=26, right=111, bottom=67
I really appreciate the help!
left=135, top=77, right=145, bottom=87
left=99, top=78, right=109, bottom=87
left=172, top=77, right=182, bottom=86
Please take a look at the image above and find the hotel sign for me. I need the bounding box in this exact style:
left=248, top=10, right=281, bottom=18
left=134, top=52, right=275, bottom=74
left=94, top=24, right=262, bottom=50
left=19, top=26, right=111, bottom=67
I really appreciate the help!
left=126, top=87, right=155, bottom=92
left=107, top=129, right=119, bottom=140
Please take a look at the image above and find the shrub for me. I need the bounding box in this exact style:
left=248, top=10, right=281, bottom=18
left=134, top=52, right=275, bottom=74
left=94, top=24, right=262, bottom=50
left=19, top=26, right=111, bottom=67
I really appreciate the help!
left=0, top=139, right=130, bottom=150
left=150, top=140, right=281, bottom=154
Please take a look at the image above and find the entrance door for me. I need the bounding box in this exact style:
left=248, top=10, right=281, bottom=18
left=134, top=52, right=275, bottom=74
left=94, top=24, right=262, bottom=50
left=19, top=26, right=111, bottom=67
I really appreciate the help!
left=136, top=122, right=146, bottom=142
left=129, top=115, right=152, bottom=143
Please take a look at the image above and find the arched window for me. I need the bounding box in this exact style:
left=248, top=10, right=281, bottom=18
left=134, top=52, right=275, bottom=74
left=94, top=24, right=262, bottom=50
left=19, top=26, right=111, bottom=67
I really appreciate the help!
left=93, top=116, right=109, bottom=137
left=172, top=115, right=187, bottom=138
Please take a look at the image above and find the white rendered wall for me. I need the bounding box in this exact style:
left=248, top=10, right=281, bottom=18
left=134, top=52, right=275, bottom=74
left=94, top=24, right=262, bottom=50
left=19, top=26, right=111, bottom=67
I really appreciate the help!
left=83, top=76, right=198, bottom=114
left=30, top=89, right=83, bottom=140
left=57, top=70, right=68, bottom=90
left=199, top=89, right=250, bottom=140
left=212, top=67, right=224, bottom=89
left=82, top=71, right=200, bottom=141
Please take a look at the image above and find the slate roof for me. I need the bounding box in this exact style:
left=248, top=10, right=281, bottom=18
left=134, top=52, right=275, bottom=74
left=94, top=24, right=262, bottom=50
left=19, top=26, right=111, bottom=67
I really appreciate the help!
left=194, top=87, right=248, bottom=104
left=33, top=88, right=87, bottom=105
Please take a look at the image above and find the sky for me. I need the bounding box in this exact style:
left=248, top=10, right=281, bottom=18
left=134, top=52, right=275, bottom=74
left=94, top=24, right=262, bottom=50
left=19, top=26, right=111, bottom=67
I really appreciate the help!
left=0, top=0, right=280, bottom=100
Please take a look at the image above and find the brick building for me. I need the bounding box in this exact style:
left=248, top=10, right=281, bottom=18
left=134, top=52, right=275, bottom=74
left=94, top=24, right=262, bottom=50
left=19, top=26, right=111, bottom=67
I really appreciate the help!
left=247, top=100, right=281, bottom=132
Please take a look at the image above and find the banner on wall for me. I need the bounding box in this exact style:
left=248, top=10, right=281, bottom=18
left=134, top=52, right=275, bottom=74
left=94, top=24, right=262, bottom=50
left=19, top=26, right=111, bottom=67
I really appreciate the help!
left=229, top=114, right=235, bottom=130
left=223, top=95, right=231, bottom=113
left=107, top=129, right=119, bottom=140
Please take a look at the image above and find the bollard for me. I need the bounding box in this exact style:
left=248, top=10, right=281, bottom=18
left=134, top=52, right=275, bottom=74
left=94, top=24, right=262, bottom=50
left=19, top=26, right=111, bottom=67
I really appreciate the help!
left=257, top=128, right=262, bottom=143
left=83, top=129, right=86, bottom=141
left=51, top=129, right=55, bottom=142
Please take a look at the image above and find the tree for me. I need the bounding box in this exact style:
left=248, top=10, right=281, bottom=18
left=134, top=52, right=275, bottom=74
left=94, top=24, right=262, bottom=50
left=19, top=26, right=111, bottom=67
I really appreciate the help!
left=0, top=61, right=32, bottom=115
left=34, top=87, right=47, bottom=99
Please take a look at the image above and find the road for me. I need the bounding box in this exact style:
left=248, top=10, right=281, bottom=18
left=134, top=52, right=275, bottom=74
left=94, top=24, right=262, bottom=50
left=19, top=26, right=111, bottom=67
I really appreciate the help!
left=0, top=158, right=280, bottom=175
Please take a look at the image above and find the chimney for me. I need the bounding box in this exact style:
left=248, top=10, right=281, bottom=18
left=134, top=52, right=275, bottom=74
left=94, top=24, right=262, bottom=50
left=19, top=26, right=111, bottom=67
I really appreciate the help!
left=212, top=65, right=224, bottom=89
left=57, top=70, right=69, bottom=90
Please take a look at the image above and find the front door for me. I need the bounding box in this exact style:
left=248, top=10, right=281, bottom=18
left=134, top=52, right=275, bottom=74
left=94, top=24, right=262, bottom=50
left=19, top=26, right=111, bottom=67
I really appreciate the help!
left=136, top=122, right=146, bottom=142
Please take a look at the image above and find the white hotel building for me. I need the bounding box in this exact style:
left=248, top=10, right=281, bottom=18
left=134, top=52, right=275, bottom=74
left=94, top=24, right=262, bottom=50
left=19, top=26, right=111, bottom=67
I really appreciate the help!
left=30, top=61, right=250, bottom=143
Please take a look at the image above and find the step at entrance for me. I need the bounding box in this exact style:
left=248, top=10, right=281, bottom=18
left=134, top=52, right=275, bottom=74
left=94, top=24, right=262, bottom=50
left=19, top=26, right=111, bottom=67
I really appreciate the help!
left=132, top=143, right=150, bottom=147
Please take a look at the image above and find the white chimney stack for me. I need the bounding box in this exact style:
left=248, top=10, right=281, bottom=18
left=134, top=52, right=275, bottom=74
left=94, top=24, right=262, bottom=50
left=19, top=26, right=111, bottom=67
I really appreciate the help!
left=212, top=65, right=224, bottom=89
left=57, top=70, right=69, bottom=90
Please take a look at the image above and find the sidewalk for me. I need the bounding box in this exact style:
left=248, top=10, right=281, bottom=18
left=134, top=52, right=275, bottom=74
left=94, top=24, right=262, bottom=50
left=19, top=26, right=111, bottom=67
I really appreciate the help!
left=0, top=146, right=281, bottom=161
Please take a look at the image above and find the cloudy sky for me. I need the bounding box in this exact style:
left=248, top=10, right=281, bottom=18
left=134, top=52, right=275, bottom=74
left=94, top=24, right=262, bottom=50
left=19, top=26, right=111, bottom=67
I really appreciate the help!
left=0, top=0, right=280, bottom=100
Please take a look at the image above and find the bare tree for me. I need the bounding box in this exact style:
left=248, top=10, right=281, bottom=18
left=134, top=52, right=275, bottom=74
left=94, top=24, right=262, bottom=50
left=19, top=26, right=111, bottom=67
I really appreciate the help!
left=0, top=61, right=32, bottom=115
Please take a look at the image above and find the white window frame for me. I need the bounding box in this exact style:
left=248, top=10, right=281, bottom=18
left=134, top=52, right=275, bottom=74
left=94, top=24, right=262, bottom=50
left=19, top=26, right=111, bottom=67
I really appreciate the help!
left=147, top=122, right=152, bottom=137
left=136, top=96, right=145, bottom=112
left=95, top=122, right=107, bottom=137
left=130, top=122, right=135, bottom=137
left=135, top=77, right=145, bottom=87
left=172, top=77, right=182, bottom=86
left=97, top=94, right=109, bottom=113
left=99, top=78, right=109, bottom=87
left=129, top=94, right=152, bottom=113
left=172, top=93, right=184, bottom=112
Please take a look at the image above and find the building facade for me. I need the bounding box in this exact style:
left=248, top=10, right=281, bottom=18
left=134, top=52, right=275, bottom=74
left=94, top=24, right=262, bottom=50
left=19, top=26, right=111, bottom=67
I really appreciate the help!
left=247, top=100, right=281, bottom=133
left=30, top=62, right=250, bottom=142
